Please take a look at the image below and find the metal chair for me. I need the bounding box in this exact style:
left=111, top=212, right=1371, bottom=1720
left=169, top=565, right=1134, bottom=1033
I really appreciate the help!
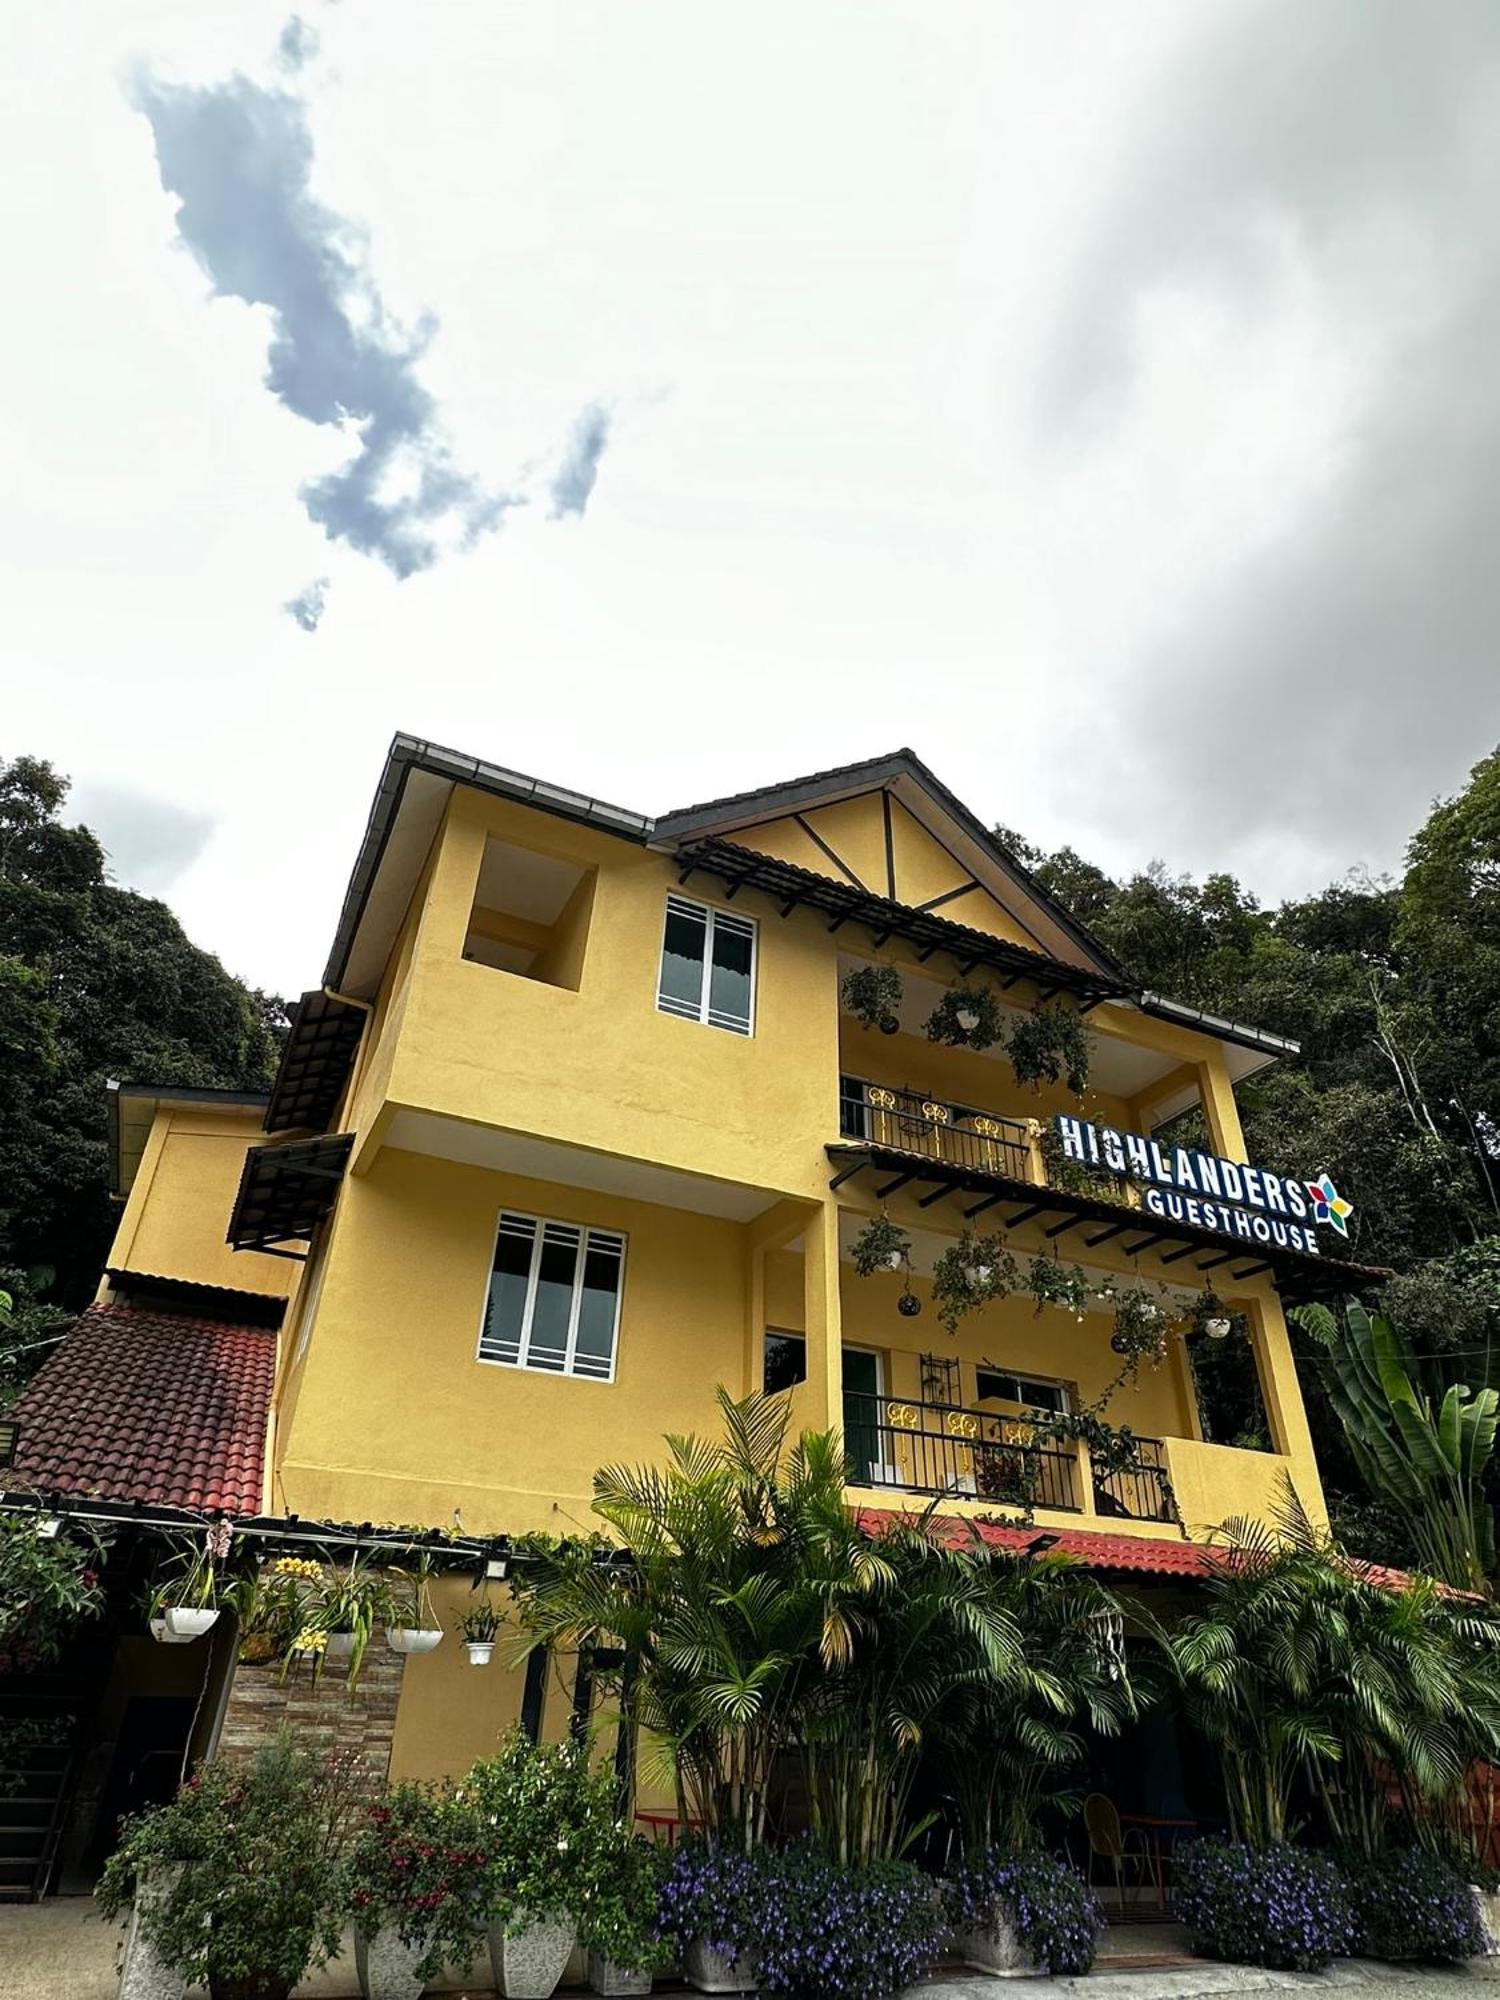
left=1082, top=1793, right=1151, bottom=1915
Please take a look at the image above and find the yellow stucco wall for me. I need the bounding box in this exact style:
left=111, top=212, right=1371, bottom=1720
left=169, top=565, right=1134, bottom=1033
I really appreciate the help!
left=106, top=1105, right=298, bottom=1302
left=275, top=1147, right=753, bottom=1535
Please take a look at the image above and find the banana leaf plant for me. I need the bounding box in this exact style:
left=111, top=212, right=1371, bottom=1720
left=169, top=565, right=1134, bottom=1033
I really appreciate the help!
left=1293, top=1300, right=1498, bottom=1593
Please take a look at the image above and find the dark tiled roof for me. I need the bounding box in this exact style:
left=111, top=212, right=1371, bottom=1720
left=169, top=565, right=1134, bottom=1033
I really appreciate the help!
left=9, top=1303, right=275, bottom=1515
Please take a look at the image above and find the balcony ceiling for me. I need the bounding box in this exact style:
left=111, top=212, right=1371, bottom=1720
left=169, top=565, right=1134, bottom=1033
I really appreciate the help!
left=383, top=1107, right=785, bottom=1222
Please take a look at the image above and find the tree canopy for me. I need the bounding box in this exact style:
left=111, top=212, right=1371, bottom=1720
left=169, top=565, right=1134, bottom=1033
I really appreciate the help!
left=0, top=755, right=284, bottom=1400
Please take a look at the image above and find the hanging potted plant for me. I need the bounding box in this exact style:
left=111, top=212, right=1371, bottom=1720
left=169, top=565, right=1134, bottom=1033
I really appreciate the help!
left=850, top=1213, right=912, bottom=1278
left=930, top=1230, right=1018, bottom=1336
left=157, top=1521, right=232, bottom=1639
left=924, top=983, right=1004, bottom=1050
left=316, top=1558, right=391, bottom=1688
left=460, top=1597, right=503, bottom=1666
left=1025, top=1252, right=1091, bottom=1319
left=1006, top=1001, right=1091, bottom=1094
left=385, top=1557, right=444, bottom=1656
left=1109, top=1286, right=1168, bottom=1368
left=1187, top=1287, right=1243, bottom=1343
left=840, top=963, right=904, bottom=1035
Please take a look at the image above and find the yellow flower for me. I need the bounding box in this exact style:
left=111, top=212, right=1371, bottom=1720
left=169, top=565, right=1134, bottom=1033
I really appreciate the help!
left=291, top=1628, right=328, bottom=1654
left=271, top=1556, right=324, bottom=1580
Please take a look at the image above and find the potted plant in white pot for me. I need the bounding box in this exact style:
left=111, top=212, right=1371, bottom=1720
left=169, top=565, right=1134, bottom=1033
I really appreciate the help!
left=385, top=1557, right=444, bottom=1655
left=460, top=1595, right=503, bottom=1665
left=578, top=1831, right=671, bottom=1994
left=467, top=1727, right=618, bottom=1998
left=656, top=1842, right=760, bottom=1993
left=344, top=1780, right=486, bottom=2000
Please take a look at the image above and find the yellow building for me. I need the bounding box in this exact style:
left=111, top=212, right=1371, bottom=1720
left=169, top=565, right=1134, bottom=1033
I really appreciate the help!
left=12, top=740, right=1377, bottom=1816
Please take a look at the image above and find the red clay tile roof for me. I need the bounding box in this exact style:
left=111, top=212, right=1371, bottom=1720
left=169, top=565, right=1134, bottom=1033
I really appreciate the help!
left=854, top=1508, right=1424, bottom=1590
left=9, top=1302, right=275, bottom=1515
left=854, top=1506, right=1212, bottom=1578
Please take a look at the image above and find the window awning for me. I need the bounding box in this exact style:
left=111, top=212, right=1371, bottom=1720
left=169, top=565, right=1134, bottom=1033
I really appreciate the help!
left=676, top=838, right=1129, bottom=1007
left=826, top=1141, right=1386, bottom=1305
left=264, top=990, right=367, bottom=1135
left=228, top=1134, right=354, bottom=1257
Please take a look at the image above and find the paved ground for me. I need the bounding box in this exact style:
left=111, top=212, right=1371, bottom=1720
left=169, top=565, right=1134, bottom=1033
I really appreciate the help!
left=4, top=1898, right=1500, bottom=1999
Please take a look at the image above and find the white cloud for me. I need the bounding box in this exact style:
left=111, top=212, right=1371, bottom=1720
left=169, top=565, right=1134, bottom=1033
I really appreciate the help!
left=0, top=0, right=1496, bottom=997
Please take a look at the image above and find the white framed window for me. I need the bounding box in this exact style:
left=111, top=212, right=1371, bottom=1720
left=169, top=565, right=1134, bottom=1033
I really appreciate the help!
left=657, top=893, right=756, bottom=1035
left=975, top=1368, right=1070, bottom=1415
left=479, top=1210, right=626, bottom=1381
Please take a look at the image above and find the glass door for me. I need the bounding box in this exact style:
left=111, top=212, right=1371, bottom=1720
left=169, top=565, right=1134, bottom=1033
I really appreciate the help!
left=842, top=1348, right=884, bottom=1486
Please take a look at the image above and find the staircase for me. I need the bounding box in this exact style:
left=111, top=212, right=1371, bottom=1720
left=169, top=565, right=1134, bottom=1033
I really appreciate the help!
left=0, top=1685, right=82, bottom=1900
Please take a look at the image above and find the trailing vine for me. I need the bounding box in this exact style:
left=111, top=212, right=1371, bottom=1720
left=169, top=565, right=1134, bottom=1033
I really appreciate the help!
left=1007, top=1002, right=1092, bottom=1095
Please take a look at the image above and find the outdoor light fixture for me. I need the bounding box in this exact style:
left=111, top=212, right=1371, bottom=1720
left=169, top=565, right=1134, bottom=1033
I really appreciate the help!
left=1029, top=1533, right=1061, bottom=1555
left=485, top=1555, right=510, bottom=1582
left=0, top=1418, right=18, bottom=1468
left=37, top=1515, right=62, bottom=1539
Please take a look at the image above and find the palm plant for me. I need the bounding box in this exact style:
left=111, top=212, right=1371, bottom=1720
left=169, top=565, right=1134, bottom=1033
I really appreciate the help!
left=927, top=1544, right=1137, bottom=1854
left=796, top=1517, right=1026, bottom=1866
left=1157, top=1483, right=1500, bottom=1852
left=1294, top=1301, right=1498, bottom=1592
left=513, top=1391, right=897, bottom=1851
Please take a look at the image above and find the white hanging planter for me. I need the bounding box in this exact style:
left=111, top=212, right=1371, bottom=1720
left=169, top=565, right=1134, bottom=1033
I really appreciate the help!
left=148, top=1616, right=196, bottom=1646
left=465, top=1640, right=495, bottom=1666
left=162, top=1606, right=219, bottom=1639
left=385, top=1626, right=444, bottom=1655
left=325, top=1630, right=356, bottom=1659
left=1205, top=1317, right=1233, bottom=1340
left=955, top=1006, right=981, bottom=1032
left=882, top=1249, right=905, bottom=1271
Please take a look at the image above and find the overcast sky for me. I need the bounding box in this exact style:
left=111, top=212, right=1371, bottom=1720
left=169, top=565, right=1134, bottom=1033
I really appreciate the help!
left=4, top=2, right=1499, bottom=996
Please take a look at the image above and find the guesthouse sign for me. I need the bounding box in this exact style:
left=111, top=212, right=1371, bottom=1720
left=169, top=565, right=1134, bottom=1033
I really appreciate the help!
left=1053, top=1114, right=1353, bottom=1257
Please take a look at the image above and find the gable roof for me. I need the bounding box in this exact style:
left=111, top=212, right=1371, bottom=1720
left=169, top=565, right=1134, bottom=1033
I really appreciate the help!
left=655, top=748, right=1129, bottom=982
left=8, top=1302, right=275, bottom=1515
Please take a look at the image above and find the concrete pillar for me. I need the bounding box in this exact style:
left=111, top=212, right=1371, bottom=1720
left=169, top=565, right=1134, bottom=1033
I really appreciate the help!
left=802, top=1200, right=845, bottom=1435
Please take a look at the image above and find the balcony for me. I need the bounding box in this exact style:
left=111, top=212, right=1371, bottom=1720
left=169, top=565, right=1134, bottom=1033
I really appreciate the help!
left=838, top=1078, right=1037, bottom=1182
left=841, top=1391, right=1175, bottom=1524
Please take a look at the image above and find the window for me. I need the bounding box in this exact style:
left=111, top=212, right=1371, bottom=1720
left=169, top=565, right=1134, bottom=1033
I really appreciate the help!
left=763, top=1329, right=807, bottom=1394
left=657, top=894, right=756, bottom=1035
left=479, top=1211, right=625, bottom=1381
left=974, top=1368, right=1069, bottom=1415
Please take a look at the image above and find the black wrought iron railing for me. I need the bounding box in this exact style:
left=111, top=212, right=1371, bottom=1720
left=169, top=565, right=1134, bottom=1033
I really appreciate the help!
left=1092, top=1437, right=1175, bottom=1524
left=842, top=1391, right=1084, bottom=1511
left=839, top=1079, right=1033, bottom=1181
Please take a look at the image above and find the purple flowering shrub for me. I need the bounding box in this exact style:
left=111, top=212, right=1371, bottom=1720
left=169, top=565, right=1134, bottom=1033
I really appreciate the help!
left=1341, top=1850, right=1485, bottom=1962
left=657, top=1840, right=941, bottom=1998
left=944, top=1850, right=1102, bottom=1974
left=1174, top=1840, right=1354, bottom=1972
left=656, top=1841, right=763, bottom=1967
left=753, top=1845, right=940, bottom=2000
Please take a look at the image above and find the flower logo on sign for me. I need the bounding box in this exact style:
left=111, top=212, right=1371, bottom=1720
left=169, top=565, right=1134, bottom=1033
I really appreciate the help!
left=1305, top=1173, right=1354, bottom=1237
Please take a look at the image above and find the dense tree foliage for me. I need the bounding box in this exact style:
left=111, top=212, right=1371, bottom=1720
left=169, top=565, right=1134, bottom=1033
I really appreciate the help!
left=0, top=755, right=285, bottom=1400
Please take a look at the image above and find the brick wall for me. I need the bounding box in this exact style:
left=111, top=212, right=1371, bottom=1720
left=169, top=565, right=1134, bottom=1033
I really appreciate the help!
left=215, top=1641, right=405, bottom=1795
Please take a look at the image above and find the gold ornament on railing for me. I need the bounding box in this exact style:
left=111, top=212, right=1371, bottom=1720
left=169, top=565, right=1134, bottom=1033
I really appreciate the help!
left=921, top=1101, right=950, bottom=1124
left=868, top=1087, right=897, bottom=1111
